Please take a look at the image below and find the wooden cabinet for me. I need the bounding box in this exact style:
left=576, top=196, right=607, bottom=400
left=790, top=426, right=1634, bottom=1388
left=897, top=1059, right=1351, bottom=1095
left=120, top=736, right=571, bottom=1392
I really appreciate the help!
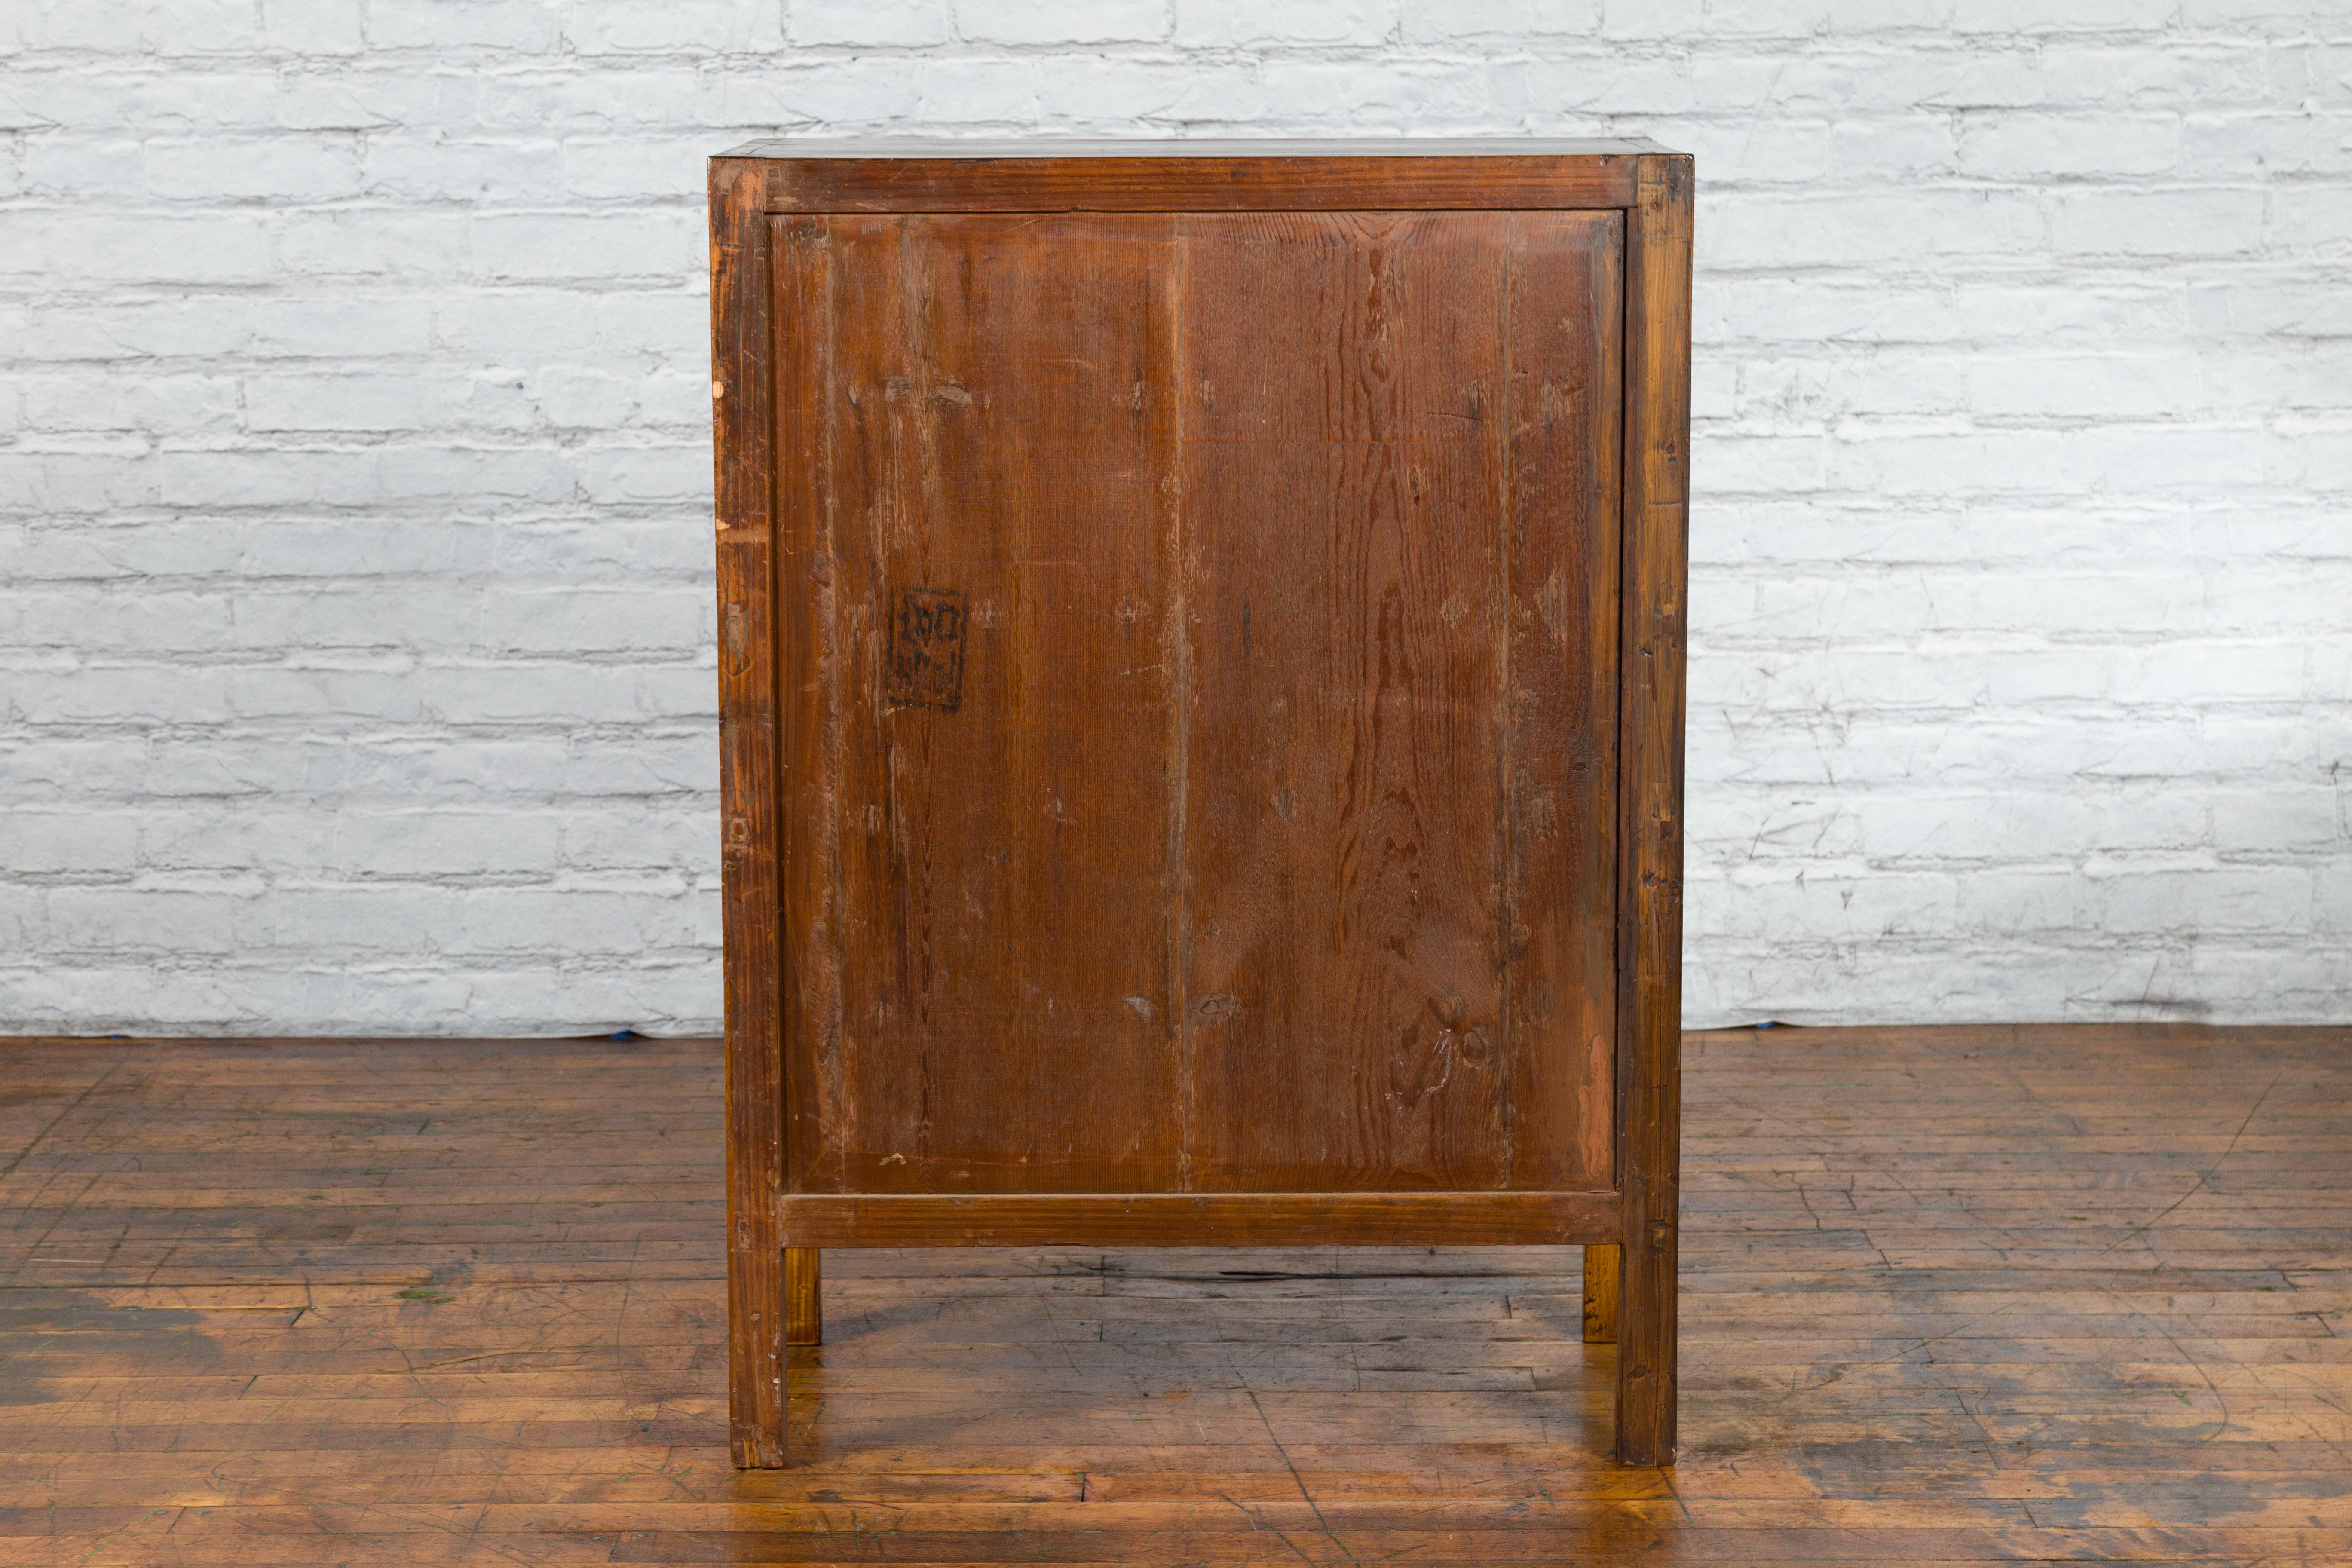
left=710, top=140, right=1692, bottom=1468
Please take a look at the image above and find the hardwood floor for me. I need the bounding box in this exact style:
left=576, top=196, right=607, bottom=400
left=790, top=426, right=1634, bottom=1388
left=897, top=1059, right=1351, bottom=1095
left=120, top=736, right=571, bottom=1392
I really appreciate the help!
left=2, top=1023, right=2346, bottom=1565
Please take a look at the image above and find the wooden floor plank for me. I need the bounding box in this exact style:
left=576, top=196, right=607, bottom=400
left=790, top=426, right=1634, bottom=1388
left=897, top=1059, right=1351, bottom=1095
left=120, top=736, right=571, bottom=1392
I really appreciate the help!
left=2, top=1024, right=2348, bottom=1564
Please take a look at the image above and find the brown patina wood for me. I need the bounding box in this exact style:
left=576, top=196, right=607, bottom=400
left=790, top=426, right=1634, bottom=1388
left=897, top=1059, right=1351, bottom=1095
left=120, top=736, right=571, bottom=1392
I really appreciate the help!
left=710, top=140, right=1695, bottom=1468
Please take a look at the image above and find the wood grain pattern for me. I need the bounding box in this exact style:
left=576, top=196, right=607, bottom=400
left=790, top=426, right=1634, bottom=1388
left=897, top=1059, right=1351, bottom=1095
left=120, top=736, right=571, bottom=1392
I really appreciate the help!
left=720, top=144, right=1690, bottom=1469
left=1178, top=211, right=1509, bottom=1195
left=1179, top=212, right=1618, bottom=1195
left=1502, top=212, right=1624, bottom=1193
left=770, top=215, right=839, bottom=1204
left=784, top=1247, right=821, bottom=1346
left=1583, top=1240, right=1620, bottom=1344
left=742, top=141, right=1650, bottom=213
left=5, top=1024, right=2349, bottom=1563
left=709, top=156, right=787, bottom=1470
left=807, top=212, right=1186, bottom=1197
left=1613, top=153, right=1694, bottom=1468
left=772, top=207, right=1627, bottom=1206
left=784, top=1191, right=1618, bottom=1248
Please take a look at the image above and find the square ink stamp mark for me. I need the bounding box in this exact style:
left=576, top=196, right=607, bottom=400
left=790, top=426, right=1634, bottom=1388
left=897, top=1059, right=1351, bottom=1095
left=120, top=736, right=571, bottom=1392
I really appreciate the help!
left=888, top=587, right=967, bottom=711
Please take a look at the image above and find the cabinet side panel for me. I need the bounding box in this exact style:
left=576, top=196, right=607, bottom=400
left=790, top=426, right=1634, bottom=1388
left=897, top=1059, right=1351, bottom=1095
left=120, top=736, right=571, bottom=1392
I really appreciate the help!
left=1504, top=211, right=1623, bottom=1191
left=1614, top=153, right=1694, bottom=1468
left=769, top=218, right=841, bottom=1195
left=1180, top=212, right=1520, bottom=1193
left=712, top=160, right=785, bottom=1468
left=823, top=213, right=1186, bottom=1194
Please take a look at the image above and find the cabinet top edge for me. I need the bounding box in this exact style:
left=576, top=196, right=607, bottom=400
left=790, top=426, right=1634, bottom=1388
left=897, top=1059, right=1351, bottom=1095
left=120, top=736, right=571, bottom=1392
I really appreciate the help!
left=714, top=136, right=1684, bottom=162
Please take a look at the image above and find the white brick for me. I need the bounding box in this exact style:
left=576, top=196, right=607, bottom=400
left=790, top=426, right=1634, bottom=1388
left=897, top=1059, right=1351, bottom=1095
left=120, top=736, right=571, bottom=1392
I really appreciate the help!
left=1255, top=60, right=1490, bottom=125
left=243, top=372, right=465, bottom=434
left=140, top=811, right=337, bottom=875
left=567, top=0, right=782, bottom=53
left=140, top=736, right=351, bottom=797
left=530, top=368, right=640, bottom=428
left=456, top=886, right=707, bottom=953
left=278, top=210, right=470, bottom=281
left=789, top=0, right=952, bottom=47
left=435, top=293, right=608, bottom=359
left=491, top=516, right=701, bottom=577
left=5, top=213, right=276, bottom=285
left=557, top=136, right=717, bottom=202
left=362, top=137, right=567, bottom=204
left=0, top=812, right=141, bottom=875
left=1948, top=0, right=2172, bottom=34
left=22, top=373, right=242, bottom=435
left=274, top=70, right=474, bottom=134
left=334, top=812, right=562, bottom=876
left=1706, top=0, right=1948, bottom=37
left=1703, top=190, right=2045, bottom=270
left=367, top=0, right=559, bottom=51
left=905, top=58, right=1044, bottom=125
left=1824, top=428, right=2082, bottom=496
left=219, top=666, right=431, bottom=723
left=2039, top=43, right=2271, bottom=110
left=1965, top=355, right=2203, bottom=419
left=1956, top=112, right=2178, bottom=178
left=22, top=300, right=256, bottom=362
left=7, top=2, right=2350, bottom=1039
left=47, top=888, right=254, bottom=955
left=473, top=70, right=701, bottom=131
left=956, top=0, right=1168, bottom=45
left=2180, top=111, right=2352, bottom=179
left=1175, top=0, right=1396, bottom=46
left=484, top=588, right=709, bottom=655
left=31, top=0, right=257, bottom=55
left=261, top=885, right=449, bottom=949
left=144, top=136, right=364, bottom=201
left=470, top=211, right=695, bottom=281
left=1597, top=0, right=1706, bottom=42
left=260, top=0, right=368, bottom=55
left=713, top=58, right=924, bottom=128
left=1402, top=0, right=1600, bottom=41
left=1491, top=54, right=1696, bottom=118
left=151, top=450, right=377, bottom=509
left=248, top=296, right=436, bottom=358
left=372, top=445, right=574, bottom=502
left=1038, top=60, right=1242, bottom=126
left=21, top=137, right=146, bottom=194
left=225, top=586, right=478, bottom=653
left=2052, top=187, right=2267, bottom=257
left=2274, top=186, right=2352, bottom=259
left=3, top=588, right=236, bottom=652
left=1724, top=48, right=2045, bottom=116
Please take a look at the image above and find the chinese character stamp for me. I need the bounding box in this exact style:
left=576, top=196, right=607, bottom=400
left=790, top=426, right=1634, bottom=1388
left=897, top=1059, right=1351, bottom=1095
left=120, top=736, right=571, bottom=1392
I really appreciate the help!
left=887, top=587, right=967, bottom=712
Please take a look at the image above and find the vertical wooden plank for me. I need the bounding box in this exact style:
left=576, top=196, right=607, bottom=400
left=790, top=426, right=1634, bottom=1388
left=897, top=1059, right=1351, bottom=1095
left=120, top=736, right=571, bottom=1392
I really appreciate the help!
left=770, top=218, right=840, bottom=1200
left=784, top=1247, right=822, bottom=1345
left=1501, top=211, right=1623, bottom=1193
left=825, top=214, right=1187, bottom=1194
left=711, top=157, right=787, bottom=1469
left=1582, top=1240, right=1620, bottom=1344
left=1180, top=212, right=1513, bottom=1193
left=1613, top=153, right=1694, bottom=1469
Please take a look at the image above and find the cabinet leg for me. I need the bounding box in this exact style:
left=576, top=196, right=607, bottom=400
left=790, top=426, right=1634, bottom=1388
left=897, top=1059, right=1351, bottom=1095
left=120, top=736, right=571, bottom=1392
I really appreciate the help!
left=727, top=1239, right=788, bottom=1467
left=785, top=1246, right=822, bottom=1345
left=1582, top=1242, right=1620, bottom=1344
left=1613, top=1208, right=1680, bottom=1465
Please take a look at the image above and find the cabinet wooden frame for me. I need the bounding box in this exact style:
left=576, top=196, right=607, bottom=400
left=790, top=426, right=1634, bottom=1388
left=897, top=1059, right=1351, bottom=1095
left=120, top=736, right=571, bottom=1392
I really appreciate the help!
left=710, top=140, right=1691, bottom=1470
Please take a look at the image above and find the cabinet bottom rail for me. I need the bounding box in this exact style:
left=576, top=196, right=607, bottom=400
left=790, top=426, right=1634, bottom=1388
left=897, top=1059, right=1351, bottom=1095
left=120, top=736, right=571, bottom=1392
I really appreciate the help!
left=779, top=1189, right=1624, bottom=1248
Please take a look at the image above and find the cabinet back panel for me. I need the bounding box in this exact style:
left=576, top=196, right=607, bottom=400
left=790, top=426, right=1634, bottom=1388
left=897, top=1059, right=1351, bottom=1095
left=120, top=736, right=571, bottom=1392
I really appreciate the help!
left=773, top=210, right=1620, bottom=1196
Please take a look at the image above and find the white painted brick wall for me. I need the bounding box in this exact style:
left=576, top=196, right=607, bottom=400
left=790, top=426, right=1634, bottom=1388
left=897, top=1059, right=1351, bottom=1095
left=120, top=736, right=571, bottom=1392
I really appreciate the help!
left=3, top=1, right=2347, bottom=1035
